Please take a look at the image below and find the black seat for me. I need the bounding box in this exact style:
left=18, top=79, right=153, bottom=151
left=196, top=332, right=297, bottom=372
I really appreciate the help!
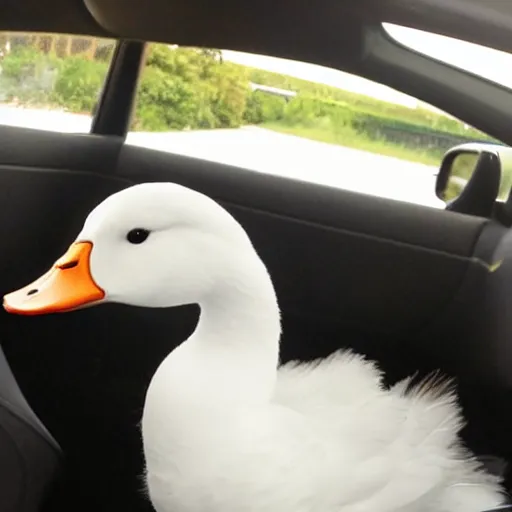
left=0, top=345, right=62, bottom=512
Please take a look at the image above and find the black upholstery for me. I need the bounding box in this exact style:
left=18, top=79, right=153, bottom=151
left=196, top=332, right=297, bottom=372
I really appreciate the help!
left=1, top=128, right=512, bottom=512
left=0, top=345, right=61, bottom=512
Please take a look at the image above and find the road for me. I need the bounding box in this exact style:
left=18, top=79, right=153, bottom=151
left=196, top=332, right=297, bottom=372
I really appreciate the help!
left=127, top=127, right=443, bottom=208
left=0, top=105, right=443, bottom=208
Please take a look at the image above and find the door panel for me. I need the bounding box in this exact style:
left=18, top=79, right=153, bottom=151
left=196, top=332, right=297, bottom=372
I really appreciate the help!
left=0, top=126, right=511, bottom=511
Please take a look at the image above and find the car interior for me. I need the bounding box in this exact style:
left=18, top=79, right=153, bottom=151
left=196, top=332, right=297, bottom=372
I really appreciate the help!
left=3, top=0, right=512, bottom=511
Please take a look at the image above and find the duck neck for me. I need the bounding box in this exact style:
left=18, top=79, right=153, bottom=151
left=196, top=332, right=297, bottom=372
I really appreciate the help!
left=164, top=254, right=281, bottom=405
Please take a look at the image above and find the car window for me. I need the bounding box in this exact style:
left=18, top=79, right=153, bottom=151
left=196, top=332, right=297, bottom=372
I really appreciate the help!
left=384, top=23, right=512, bottom=90
left=126, top=43, right=495, bottom=209
left=0, top=32, right=115, bottom=133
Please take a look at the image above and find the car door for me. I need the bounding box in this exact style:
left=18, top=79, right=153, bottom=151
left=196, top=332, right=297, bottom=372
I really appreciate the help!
left=1, top=4, right=512, bottom=512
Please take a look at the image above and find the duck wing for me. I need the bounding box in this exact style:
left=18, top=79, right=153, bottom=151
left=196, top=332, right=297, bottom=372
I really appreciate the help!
left=273, top=355, right=504, bottom=512
left=273, top=349, right=384, bottom=415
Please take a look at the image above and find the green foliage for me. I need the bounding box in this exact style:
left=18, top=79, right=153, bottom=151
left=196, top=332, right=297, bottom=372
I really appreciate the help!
left=450, top=154, right=479, bottom=181
left=444, top=180, right=464, bottom=202
left=242, top=65, right=494, bottom=141
left=1, top=45, right=48, bottom=81
left=132, top=45, right=250, bottom=131
left=0, top=45, right=61, bottom=104
left=52, top=56, right=108, bottom=112
left=0, top=45, right=107, bottom=110
left=136, top=66, right=199, bottom=130
left=281, top=96, right=352, bottom=129
left=205, top=61, right=250, bottom=128
left=248, top=93, right=485, bottom=160
left=244, top=91, right=287, bottom=124
left=0, top=39, right=500, bottom=166
left=441, top=154, right=478, bottom=202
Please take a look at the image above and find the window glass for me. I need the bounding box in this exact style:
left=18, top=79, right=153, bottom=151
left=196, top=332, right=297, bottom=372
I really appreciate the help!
left=384, top=23, right=512, bottom=90
left=126, top=43, right=496, bottom=208
left=0, top=32, right=116, bottom=133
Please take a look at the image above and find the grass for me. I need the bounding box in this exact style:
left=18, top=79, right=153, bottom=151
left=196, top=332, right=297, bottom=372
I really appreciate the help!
left=262, top=122, right=444, bottom=166
left=246, top=67, right=491, bottom=140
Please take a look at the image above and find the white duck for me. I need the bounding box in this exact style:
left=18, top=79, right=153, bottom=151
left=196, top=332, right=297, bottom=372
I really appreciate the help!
left=3, top=182, right=506, bottom=512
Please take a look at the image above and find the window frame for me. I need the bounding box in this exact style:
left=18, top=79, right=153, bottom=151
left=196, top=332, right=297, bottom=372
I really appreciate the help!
left=3, top=25, right=512, bottom=149
left=90, top=40, right=146, bottom=137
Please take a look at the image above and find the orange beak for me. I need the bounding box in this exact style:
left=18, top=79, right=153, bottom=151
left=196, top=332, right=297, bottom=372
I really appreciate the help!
left=3, top=242, right=105, bottom=316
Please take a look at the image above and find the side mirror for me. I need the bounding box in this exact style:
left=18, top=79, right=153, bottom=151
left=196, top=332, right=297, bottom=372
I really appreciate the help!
left=435, top=143, right=512, bottom=217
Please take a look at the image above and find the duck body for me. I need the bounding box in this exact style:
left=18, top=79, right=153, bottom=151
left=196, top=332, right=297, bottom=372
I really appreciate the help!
left=3, top=183, right=505, bottom=512
left=143, top=347, right=502, bottom=512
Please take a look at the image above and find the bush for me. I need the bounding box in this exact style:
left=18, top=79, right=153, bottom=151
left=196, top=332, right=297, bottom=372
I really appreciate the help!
left=132, top=45, right=250, bottom=131
left=135, top=66, right=199, bottom=131
left=241, top=65, right=495, bottom=142
left=1, top=46, right=46, bottom=81
left=282, top=96, right=320, bottom=126
left=250, top=94, right=484, bottom=157
left=51, top=56, right=108, bottom=112
left=0, top=47, right=108, bottom=111
left=207, top=62, right=250, bottom=128
left=0, top=46, right=61, bottom=104
left=244, top=91, right=287, bottom=124
left=279, top=96, right=348, bottom=128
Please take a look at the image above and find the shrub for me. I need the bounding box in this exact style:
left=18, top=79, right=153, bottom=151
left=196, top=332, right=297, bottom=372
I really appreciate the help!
left=135, top=66, right=199, bottom=131
left=207, top=63, right=250, bottom=128
left=241, top=64, right=495, bottom=142
left=132, top=45, right=250, bottom=131
left=244, top=91, right=287, bottom=124
left=0, top=46, right=61, bottom=104
left=281, top=96, right=352, bottom=129
left=51, top=56, right=108, bottom=112
left=1, top=46, right=46, bottom=81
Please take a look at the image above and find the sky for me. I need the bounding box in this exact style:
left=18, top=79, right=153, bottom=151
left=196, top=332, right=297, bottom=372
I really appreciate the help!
left=221, top=23, right=512, bottom=111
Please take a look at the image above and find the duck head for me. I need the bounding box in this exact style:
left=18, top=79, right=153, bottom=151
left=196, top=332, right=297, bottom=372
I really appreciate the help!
left=3, top=182, right=258, bottom=315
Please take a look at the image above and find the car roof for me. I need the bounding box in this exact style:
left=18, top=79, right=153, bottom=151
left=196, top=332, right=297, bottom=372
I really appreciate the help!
left=3, top=0, right=512, bottom=56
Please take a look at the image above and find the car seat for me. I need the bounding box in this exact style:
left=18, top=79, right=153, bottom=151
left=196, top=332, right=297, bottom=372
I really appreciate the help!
left=0, top=344, right=61, bottom=512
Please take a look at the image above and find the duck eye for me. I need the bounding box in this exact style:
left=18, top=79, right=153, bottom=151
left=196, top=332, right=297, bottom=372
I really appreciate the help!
left=126, top=228, right=150, bottom=244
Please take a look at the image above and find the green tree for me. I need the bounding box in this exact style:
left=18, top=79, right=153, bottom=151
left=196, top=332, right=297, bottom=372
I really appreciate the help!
left=132, top=45, right=250, bottom=131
